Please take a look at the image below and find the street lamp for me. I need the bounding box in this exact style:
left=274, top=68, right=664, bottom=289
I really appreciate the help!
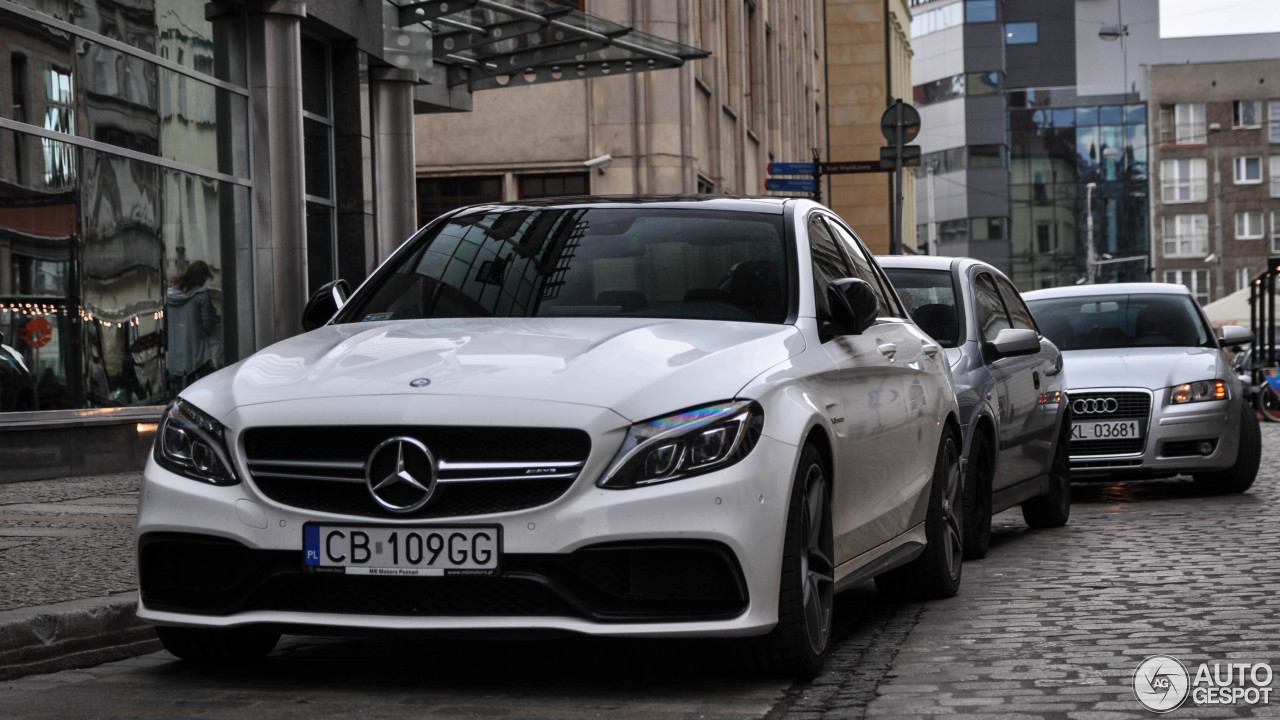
left=1098, top=1, right=1130, bottom=99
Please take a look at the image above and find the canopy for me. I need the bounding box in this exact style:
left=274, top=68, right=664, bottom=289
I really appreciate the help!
left=1202, top=285, right=1280, bottom=325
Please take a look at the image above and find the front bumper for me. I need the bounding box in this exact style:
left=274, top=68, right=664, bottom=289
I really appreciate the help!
left=136, top=412, right=799, bottom=638
left=1068, top=387, right=1241, bottom=478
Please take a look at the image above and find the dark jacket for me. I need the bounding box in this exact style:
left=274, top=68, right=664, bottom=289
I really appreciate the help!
left=166, top=286, right=218, bottom=377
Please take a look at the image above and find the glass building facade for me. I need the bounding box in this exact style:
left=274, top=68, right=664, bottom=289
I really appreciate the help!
left=1, top=0, right=249, bottom=414
left=1008, top=92, right=1149, bottom=290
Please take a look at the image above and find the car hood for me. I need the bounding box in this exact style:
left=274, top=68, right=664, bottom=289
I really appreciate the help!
left=1059, top=347, right=1226, bottom=390
left=184, top=318, right=805, bottom=423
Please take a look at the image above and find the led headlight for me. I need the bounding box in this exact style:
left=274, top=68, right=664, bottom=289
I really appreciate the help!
left=1171, top=380, right=1227, bottom=404
left=599, top=400, right=763, bottom=489
left=153, top=399, right=240, bottom=486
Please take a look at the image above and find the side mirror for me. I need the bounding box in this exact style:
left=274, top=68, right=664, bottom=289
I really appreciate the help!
left=302, top=279, right=350, bottom=331
left=1217, top=325, right=1254, bottom=347
left=983, top=327, right=1041, bottom=363
left=826, top=278, right=879, bottom=336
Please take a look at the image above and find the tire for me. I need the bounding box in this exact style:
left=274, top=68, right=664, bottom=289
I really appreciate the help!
left=961, top=436, right=993, bottom=560
left=1194, top=403, right=1261, bottom=494
left=874, top=427, right=963, bottom=601
left=757, top=444, right=834, bottom=679
left=1022, top=411, right=1072, bottom=529
left=156, top=625, right=280, bottom=662
left=1256, top=385, right=1280, bottom=423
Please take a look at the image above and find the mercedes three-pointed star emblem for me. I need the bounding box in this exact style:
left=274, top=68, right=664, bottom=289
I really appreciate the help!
left=365, top=436, right=437, bottom=513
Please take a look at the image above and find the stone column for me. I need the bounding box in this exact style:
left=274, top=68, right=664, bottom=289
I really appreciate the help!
left=244, top=0, right=307, bottom=346
left=372, top=67, right=418, bottom=264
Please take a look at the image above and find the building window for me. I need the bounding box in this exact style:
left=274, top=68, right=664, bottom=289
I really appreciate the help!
left=1035, top=220, right=1052, bottom=253
left=42, top=66, right=75, bottom=186
left=1234, top=100, right=1262, bottom=129
left=1236, top=211, right=1264, bottom=240
left=911, top=2, right=963, bottom=38
left=1160, top=158, right=1207, bottom=203
left=1273, top=211, right=1280, bottom=253
left=1236, top=267, right=1254, bottom=293
left=301, top=35, right=336, bottom=295
left=1160, top=103, right=1206, bottom=145
left=696, top=174, right=715, bottom=194
left=913, top=74, right=965, bottom=106
left=965, top=0, right=996, bottom=23
left=519, top=172, right=588, bottom=200
left=971, top=217, right=1006, bottom=241
left=1271, top=156, right=1280, bottom=197
left=1164, top=269, right=1210, bottom=305
left=1162, top=215, right=1208, bottom=258
left=1270, top=100, right=1280, bottom=143
left=1004, top=22, right=1037, bottom=45
left=966, top=71, right=1001, bottom=96
left=417, top=176, right=503, bottom=226
left=1234, top=155, right=1262, bottom=184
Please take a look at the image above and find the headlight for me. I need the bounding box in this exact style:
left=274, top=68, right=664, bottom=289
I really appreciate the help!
left=153, top=399, right=240, bottom=485
left=1170, top=380, right=1227, bottom=404
left=599, top=401, right=764, bottom=489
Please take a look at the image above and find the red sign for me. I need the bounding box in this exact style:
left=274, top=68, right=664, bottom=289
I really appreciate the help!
left=19, top=317, right=53, bottom=349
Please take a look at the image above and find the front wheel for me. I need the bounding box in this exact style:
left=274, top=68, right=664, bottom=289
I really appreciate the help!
left=1194, top=403, right=1261, bottom=494
left=1022, top=411, right=1072, bottom=529
left=757, top=444, right=834, bottom=679
left=874, top=427, right=962, bottom=600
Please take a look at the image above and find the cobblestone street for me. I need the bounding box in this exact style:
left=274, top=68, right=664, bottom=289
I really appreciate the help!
left=1, top=426, right=1278, bottom=718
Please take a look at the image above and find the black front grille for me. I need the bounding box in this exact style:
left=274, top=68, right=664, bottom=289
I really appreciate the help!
left=1069, top=391, right=1151, bottom=457
left=139, top=533, right=749, bottom=623
left=242, top=426, right=590, bottom=519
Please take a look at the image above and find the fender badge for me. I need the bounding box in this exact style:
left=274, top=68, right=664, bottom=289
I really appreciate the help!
left=409, top=378, right=432, bottom=388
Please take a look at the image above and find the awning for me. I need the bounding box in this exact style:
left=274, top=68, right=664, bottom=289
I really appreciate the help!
left=383, top=0, right=709, bottom=92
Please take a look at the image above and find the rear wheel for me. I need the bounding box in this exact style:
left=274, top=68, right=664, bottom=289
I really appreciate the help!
left=1022, top=412, right=1072, bottom=529
left=156, top=626, right=279, bottom=662
left=1194, top=404, right=1261, bottom=494
left=757, top=445, right=834, bottom=679
left=961, top=437, right=993, bottom=560
left=1256, top=385, right=1280, bottom=423
left=874, top=427, right=962, bottom=600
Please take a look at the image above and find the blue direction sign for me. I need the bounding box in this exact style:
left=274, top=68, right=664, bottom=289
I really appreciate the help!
left=767, top=162, right=816, bottom=175
left=765, top=177, right=817, bottom=193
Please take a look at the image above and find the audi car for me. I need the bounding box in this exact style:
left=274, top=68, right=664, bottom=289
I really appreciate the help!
left=879, top=256, right=1071, bottom=560
left=136, top=196, right=963, bottom=677
left=1023, top=283, right=1259, bottom=493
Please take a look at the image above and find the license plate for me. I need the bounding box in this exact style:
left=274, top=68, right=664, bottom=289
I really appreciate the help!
left=1071, top=420, right=1141, bottom=441
left=304, top=524, right=501, bottom=576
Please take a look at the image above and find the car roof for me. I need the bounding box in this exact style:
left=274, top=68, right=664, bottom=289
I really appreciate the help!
left=1023, top=282, right=1191, bottom=301
left=875, top=255, right=960, bottom=272
left=453, top=195, right=791, bottom=215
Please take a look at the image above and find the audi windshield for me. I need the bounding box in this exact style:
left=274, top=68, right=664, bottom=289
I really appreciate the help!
left=1025, top=293, right=1215, bottom=351
left=336, top=206, right=791, bottom=325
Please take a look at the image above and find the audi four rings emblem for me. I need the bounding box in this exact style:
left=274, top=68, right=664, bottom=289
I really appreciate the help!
left=1073, top=397, right=1119, bottom=415
left=365, top=436, right=438, bottom=513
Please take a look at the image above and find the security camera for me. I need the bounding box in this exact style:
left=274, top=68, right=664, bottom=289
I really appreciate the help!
left=583, top=154, right=612, bottom=174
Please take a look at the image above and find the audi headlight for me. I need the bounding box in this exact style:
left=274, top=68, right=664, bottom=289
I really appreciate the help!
left=1171, top=380, right=1227, bottom=404
left=153, top=399, right=240, bottom=486
left=599, top=401, right=764, bottom=489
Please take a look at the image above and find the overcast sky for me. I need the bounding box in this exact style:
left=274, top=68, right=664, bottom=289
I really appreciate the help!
left=1160, top=0, right=1280, bottom=37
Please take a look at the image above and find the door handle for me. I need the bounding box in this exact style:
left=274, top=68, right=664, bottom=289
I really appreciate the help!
left=1033, top=371, right=1041, bottom=389
left=878, top=343, right=897, bottom=360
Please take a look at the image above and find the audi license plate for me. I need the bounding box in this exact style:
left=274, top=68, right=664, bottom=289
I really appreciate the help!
left=304, top=524, right=501, bottom=576
left=1071, top=420, right=1140, bottom=441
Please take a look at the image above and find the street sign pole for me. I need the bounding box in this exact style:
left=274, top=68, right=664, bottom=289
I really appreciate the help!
left=879, top=99, right=921, bottom=255
left=894, top=101, right=904, bottom=256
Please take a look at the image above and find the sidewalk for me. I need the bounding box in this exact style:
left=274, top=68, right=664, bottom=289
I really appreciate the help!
left=0, top=471, right=159, bottom=680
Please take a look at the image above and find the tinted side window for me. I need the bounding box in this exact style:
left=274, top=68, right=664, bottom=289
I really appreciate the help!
left=824, top=218, right=904, bottom=318
left=994, top=275, right=1038, bottom=332
left=973, top=272, right=1013, bottom=342
left=808, top=217, right=854, bottom=320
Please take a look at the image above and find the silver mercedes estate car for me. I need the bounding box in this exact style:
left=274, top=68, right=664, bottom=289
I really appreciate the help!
left=1023, top=283, right=1259, bottom=493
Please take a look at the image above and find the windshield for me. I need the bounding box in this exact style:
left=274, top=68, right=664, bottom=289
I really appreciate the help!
left=881, top=268, right=960, bottom=348
left=1025, top=293, right=1214, bottom=350
left=336, top=207, right=790, bottom=324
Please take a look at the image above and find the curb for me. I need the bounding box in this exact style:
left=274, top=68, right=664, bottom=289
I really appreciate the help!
left=0, top=593, right=160, bottom=680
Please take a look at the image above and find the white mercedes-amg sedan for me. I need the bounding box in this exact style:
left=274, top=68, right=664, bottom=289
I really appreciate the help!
left=137, top=197, right=962, bottom=677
